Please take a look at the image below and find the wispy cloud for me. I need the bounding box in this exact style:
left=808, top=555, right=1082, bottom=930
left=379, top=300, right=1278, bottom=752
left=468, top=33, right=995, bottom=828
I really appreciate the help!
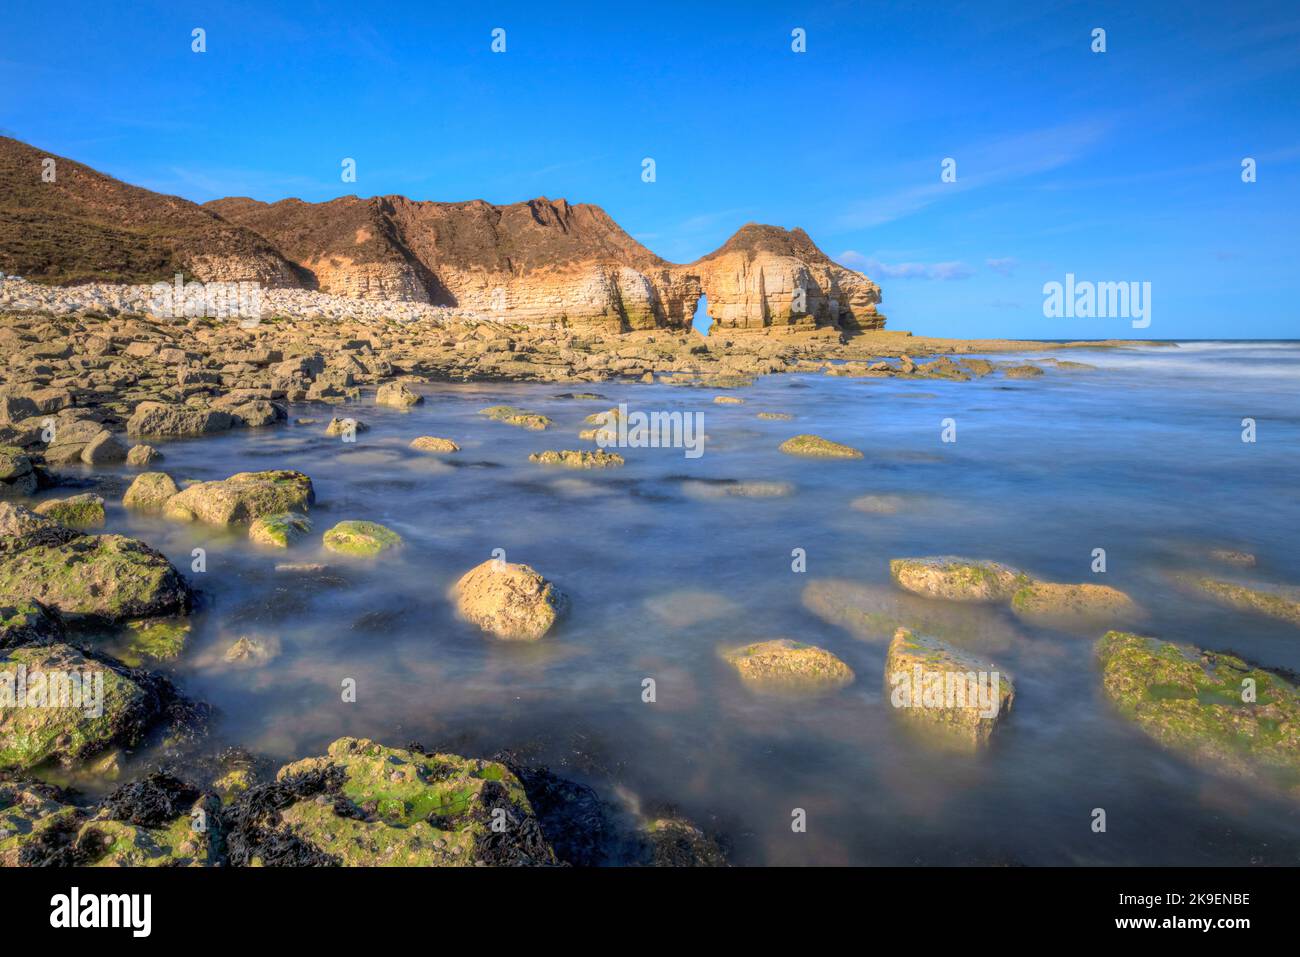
left=841, top=250, right=973, bottom=281
left=836, top=119, right=1111, bottom=229
left=986, top=257, right=1017, bottom=276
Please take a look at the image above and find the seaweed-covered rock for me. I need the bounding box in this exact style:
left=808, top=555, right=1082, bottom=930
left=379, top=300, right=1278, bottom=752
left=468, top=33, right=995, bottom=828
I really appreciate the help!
left=0, top=533, right=191, bottom=623
left=163, top=470, right=315, bottom=525
left=0, top=599, right=64, bottom=650
left=34, top=493, right=105, bottom=528
left=409, top=436, right=460, bottom=453
left=376, top=381, right=423, bottom=408
left=681, top=479, right=793, bottom=499
left=640, top=815, right=728, bottom=867
left=228, top=738, right=557, bottom=866
left=321, top=520, right=401, bottom=556
left=478, top=405, right=552, bottom=430
left=0, top=644, right=159, bottom=771
left=0, top=502, right=80, bottom=555
left=117, top=618, right=191, bottom=666
left=1, top=774, right=221, bottom=867
left=249, top=513, right=312, bottom=548
left=777, top=434, right=863, bottom=459
left=122, top=472, right=180, bottom=511
left=452, top=559, right=566, bottom=641
left=884, top=628, right=1015, bottom=750
left=528, top=449, right=624, bottom=469
left=889, top=556, right=1029, bottom=603
left=1187, top=578, right=1300, bottom=627
left=1097, top=631, right=1300, bottom=794
left=721, top=639, right=854, bottom=693
left=1010, top=580, right=1138, bottom=628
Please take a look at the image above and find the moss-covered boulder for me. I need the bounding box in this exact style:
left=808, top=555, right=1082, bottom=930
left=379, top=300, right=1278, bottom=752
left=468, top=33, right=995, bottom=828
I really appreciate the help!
left=478, top=406, right=552, bottom=430
left=0, top=533, right=191, bottom=624
left=1097, top=631, right=1300, bottom=794
left=227, top=738, right=557, bottom=866
left=0, top=643, right=158, bottom=771
left=122, top=472, right=180, bottom=511
left=410, top=436, right=460, bottom=453
left=890, top=556, right=1029, bottom=603
left=126, top=444, right=161, bottom=467
left=528, top=449, right=625, bottom=468
left=321, top=520, right=401, bottom=557
left=452, top=559, right=565, bottom=640
left=0, top=599, right=64, bottom=651
left=34, top=493, right=105, bottom=528
left=249, top=513, right=312, bottom=548
left=0, top=780, right=81, bottom=866
left=884, top=628, right=1015, bottom=750
left=721, top=639, right=854, bottom=694
left=1186, top=578, right=1300, bottom=627
left=0, top=502, right=80, bottom=555
left=163, top=470, right=315, bottom=525
left=376, top=381, right=423, bottom=408
left=777, top=434, right=863, bottom=459
left=1010, top=580, right=1138, bottom=628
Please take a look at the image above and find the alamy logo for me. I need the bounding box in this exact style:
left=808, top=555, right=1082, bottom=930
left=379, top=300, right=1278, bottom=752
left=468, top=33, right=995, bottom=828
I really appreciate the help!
left=1043, top=273, right=1151, bottom=329
left=149, top=273, right=262, bottom=325
left=594, top=402, right=704, bottom=459
left=50, top=887, right=151, bottom=937
left=0, top=665, right=104, bottom=718
left=889, top=666, right=1002, bottom=719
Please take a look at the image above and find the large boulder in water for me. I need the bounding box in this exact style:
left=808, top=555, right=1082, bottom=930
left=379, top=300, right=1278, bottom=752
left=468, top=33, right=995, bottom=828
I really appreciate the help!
left=226, top=738, right=557, bottom=866
left=0, top=533, right=192, bottom=623
left=884, top=628, right=1015, bottom=750
left=889, top=556, right=1028, bottom=603
left=1010, top=580, right=1139, bottom=629
left=452, top=559, right=566, bottom=640
left=720, top=639, right=854, bottom=694
left=163, top=470, right=314, bottom=525
left=126, top=401, right=233, bottom=438
left=123, top=472, right=180, bottom=511
left=1097, top=631, right=1300, bottom=796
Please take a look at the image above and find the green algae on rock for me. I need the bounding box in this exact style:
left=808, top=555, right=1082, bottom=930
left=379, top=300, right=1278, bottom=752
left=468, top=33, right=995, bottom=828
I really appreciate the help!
left=1187, top=578, right=1300, bottom=627
left=0, top=598, right=64, bottom=650
left=721, top=638, right=854, bottom=693
left=529, top=449, right=625, bottom=469
left=0, top=643, right=155, bottom=771
left=163, top=469, right=315, bottom=525
left=885, top=628, right=1015, bottom=750
left=122, top=471, right=180, bottom=511
left=1010, top=580, right=1139, bottom=629
left=34, top=493, right=105, bottom=528
left=1097, top=631, right=1300, bottom=794
left=479, top=405, right=552, bottom=430
left=777, top=434, right=863, bottom=459
left=641, top=815, right=728, bottom=867
left=322, top=520, right=401, bottom=556
left=249, top=512, right=312, bottom=548
left=0, top=503, right=80, bottom=556
left=0, top=533, right=192, bottom=623
left=452, top=559, right=565, bottom=640
left=117, top=617, right=192, bottom=666
left=889, top=556, right=1029, bottom=603
left=241, top=737, right=557, bottom=866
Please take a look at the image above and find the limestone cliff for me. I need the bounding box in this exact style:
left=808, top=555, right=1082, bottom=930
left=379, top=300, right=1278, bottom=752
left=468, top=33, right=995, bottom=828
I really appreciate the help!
left=0, top=135, right=884, bottom=334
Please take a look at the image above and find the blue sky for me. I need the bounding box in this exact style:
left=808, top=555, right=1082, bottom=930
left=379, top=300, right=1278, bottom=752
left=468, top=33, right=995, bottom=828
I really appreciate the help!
left=1, top=0, right=1297, bottom=338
